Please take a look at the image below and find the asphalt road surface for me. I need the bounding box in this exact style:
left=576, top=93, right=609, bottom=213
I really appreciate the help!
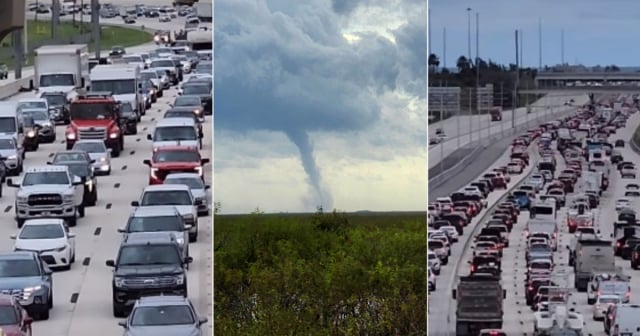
left=0, top=11, right=213, bottom=336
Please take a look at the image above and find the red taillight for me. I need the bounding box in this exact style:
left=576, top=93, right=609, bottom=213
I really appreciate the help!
left=470, top=265, right=476, bottom=272
left=528, top=286, right=533, bottom=291
left=490, top=332, right=498, bottom=336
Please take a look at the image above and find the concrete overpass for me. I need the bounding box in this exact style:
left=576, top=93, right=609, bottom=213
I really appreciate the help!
left=521, top=87, right=640, bottom=94
left=536, top=71, right=640, bottom=81
left=0, top=1, right=25, bottom=42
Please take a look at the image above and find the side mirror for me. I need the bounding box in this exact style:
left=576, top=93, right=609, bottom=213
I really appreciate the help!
left=107, top=148, right=112, bottom=153
left=184, top=256, right=193, bottom=264
left=118, top=320, right=127, bottom=328
left=168, top=103, right=173, bottom=107
left=565, top=245, right=570, bottom=250
left=43, top=266, right=52, bottom=275
left=204, top=185, right=210, bottom=190
left=466, top=260, right=471, bottom=264
left=105, top=260, right=115, bottom=267
left=138, top=82, right=143, bottom=89
left=131, top=201, right=140, bottom=207
left=117, top=228, right=125, bottom=233
left=184, top=224, right=193, bottom=231
left=143, top=159, right=151, bottom=166
left=68, top=232, right=76, bottom=238
left=146, top=134, right=152, bottom=140
left=81, top=78, right=86, bottom=88
left=195, top=199, right=204, bottom=206
left=6, top=178, right=18, bottom=188
left=201, top=158, right=209, bottom=165
left=9, top=234, right=16, bottom=240
left=198, top=317, right=208, bottom=326
left=86, top=85, right=91, bottom=91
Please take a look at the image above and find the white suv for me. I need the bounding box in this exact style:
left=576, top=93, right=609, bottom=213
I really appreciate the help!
left=428, top=251, right=441, bottom=275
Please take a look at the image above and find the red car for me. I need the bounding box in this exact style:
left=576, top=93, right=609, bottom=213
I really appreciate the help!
left=0, top=294, right=32, bottom=336
left=143, top=146, right=210, bottom=184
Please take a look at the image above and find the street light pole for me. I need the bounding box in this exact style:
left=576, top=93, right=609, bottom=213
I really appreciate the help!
left=467, top=8, right=472, bottom=63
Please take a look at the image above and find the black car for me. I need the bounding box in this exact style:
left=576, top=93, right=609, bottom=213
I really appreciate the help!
left=109, top=46, right=126, bottom=57
left=180, top=83, right=212, bottom=115
left=106, top=232, right=191, bottom=317
left=119, top=103, right=138, bottom=135
left=40, top=92, right=70, bottom=124
left=60, top=161, right=98, bottom=207
left=615, top=139, right=625, bottom=148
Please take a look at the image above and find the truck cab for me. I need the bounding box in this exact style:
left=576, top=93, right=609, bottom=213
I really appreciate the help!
left=88, top=64, right=145, bottom=116
left=65, top=92, right=124, bottom=157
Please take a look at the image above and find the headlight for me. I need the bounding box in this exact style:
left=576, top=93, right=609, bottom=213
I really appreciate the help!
left=114, top=277, right=125, bottom=287
left=176, top=237, right=184, bottom=245
left=63, top=194, right=74, bottom=202
left=193, top=109, right=202, bottom=115
left=7, top=155, right=16, bottom=160
left=182, top=214, right=194, bottom=221
left=154, top=36, right=160, bottom=42
left=109, top=132, right=118, bottom=139
left=66, top=133, right=76, bottom=140
left=175, top=274, right=185, bottom=285
left=150, top=168, right=159, bottom=178
left=24, top=285, right=42, bottom=292
left=26, top=130, right=36, bottom=137
left=100, top=157, right=106, bottom=162
left=16, top=196, right=27, bottom=202
left=195, top=166, right=203, bottom=176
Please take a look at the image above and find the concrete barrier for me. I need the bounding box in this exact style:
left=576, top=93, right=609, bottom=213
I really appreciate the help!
left=630, top=125, right=640, bottom=155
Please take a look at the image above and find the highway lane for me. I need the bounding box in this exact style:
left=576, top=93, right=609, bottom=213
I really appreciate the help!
left=436, top=110, right=640, bottom=335
left=0, top=15, right=213, bottom=336
left=429, top=92, right=589, bottom=170
left=427, top=140, right=541, bottom=335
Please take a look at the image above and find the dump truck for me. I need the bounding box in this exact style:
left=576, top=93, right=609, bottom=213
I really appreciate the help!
left=452, top=274, right=505, bottom=336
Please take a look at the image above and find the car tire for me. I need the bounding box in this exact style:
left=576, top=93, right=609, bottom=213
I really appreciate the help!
left=113, top=303, right=126, bottom=318
left=68, top=216, right=77, bottom=227
left=78, top=205, right=85, bottom=218
left=17, top=218, right=25, bottom=228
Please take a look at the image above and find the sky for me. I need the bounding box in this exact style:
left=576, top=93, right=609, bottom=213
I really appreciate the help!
left=214, top=0, right=427, bottom=214
left=429, top=0, right=640, bottom=68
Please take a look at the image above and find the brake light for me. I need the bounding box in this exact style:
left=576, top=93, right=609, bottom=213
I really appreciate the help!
left=528, top=286, right=533, bottom=291
left=470, top=265, right=476, bottom=272
left=150, top=168, right=159, bottom=179
left=489, top=332, right=499, bottom=336
left=598, top=291, right=601, bottom=296
left=627, top=291, right=631, bottom=298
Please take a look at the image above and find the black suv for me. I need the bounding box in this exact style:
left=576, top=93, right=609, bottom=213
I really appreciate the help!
left=106, top=232, right=192, bottom=317
left=40, top=92, right=70, bottom=125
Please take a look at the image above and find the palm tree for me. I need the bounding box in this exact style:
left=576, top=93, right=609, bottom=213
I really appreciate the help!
left=428, top=53, right=440, bottom=72
left=457, top=56, right=470, bottom=72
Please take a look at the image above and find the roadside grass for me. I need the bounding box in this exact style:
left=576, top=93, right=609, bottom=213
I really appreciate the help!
left=214, top=209, right=427, bottom=335
left=0, top=20, right=152, bottom=67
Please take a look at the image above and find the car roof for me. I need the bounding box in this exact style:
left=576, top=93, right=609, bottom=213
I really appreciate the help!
left=156, top=118, right=196, bottom=127
left=25, top=165, right=68, bottom=173
left=136, top=295, right=191, bottom=307
left=123, top=231, right=176, bottom=245
left=0, top=251, right=38, bottom=261
left=131, top=206, right=180, bottom=217
left=143, top=184, right=191, bottom=192
left=54, top=150, right=89, bottom=156
left=23, top=218, right=65, bottom=226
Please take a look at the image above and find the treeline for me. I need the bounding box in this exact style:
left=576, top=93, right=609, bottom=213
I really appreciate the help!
left=214, top=207, right=427, bottom=335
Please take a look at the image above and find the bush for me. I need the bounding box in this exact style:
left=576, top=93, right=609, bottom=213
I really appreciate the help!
left=214, top=208, right=427, bottom=335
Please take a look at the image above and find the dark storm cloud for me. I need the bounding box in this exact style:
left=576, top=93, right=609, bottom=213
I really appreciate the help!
left=215, top=0, right=425, bottom=208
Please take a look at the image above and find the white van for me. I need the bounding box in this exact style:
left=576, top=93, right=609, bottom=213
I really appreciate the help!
left=0, top=102, right=25, bottom=156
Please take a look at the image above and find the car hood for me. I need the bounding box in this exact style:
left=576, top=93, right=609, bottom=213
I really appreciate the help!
left=39, top=86, right=74, bottom=94
left=125, top=325, right=200, bottom=336
left=153, top=140, right=199, bottom=148
left=0, top=276, right=43, bottom=290
left=139, top=205, right=193, bottom=216
left=0, top=149, right=17, bottom=158
left=88, top=152, right=107, bottom=161
left=153, top=162, right=200, bottom=170
left=17, top=185, right=72, bottom=196
left=114, top=264, right=184, bottom=277
left=15, top=238, right=66, bottom=251
left=149, top=78, right=161, bottom=86
left=190, top=189, right=206, bottom=199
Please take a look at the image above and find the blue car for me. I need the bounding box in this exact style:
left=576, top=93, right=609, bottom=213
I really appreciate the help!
left=513, top=190, right=531, bottom=210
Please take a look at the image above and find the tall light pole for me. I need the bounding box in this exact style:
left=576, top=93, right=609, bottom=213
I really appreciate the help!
left=561, top=28, right=565, bottom=65
left=475, top=12, right=480, bottom=120
left=467, top=8, right=472, bottom=63
left=443, top=27, right=447, bottom=69
left=538, top=17, right=542, bottom=70
left=428, top=8, right=431, bottom=56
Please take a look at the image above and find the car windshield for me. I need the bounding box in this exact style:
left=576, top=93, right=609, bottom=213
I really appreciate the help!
left=153, top=150, right=199, bottom=163
left=19, top=224, right=64, bottom=239
left=195, top=63, right=211, bottom=73
left=165, top=177, right=204, bottom=189
left=174, top=96, right=200, bottom=106
left=141, top=191, right=192, bottom=206
left=154, top=126, right=197, bottom=141
left=120, top=103, right=134, bottom=116
left=69, top=103, right=114, bottom=120
left=21, top=110, right=49, bottom=121
left=0, top=139, right=15, bottom=150
left=155, top=69, right=167, bottom=77
left=22, top=172, right=69, bottom=186
left=165, top=111, right=196, bottom=120
left=91, top=79, right=135, bottom=95
left=151, top=60, right=174, bottom=68
left=141, top=72, right=157, bottom=81
left=601, top=282, right=628, bottom=292
left=19, top=101, right=47, bottom=110
left=40, top=73, right=74, bottom=87
left=118, top=245, right=182, bottom=266
left=130, top=305, right=195, bottom=326
left=182, top=85, right=209, bottom=95
left=73, top=142, right=106, bottom=154
left=0, top=259, right=40, bottom=277
left=53, top=152, right=86, bottom=163
left=0, top=306, right=18, bottom=325
left=599, top=297, right=620, bottom=304
left=127, top=216, right=183, bottom=232
left=65, top=163, right=90, bottom=177
left=43, top=94, right=65, bottom=106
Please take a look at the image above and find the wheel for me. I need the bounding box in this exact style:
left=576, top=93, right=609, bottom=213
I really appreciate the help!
left=67, top=216, right=77, bottom=227
left=17, top=218, right=25, bottom=228
left=111, top=145, right=121, bottom=158
left=71, top=251, right=75, bottom=263
left=78, top=205, right=85, bottom=218
left=587, top=297, right=595, bottom=305
left=113, top=303, right=126, bottom=318
left=90, top=190, right=97, bottom=206
left=38, top=308, right=50, bottom=320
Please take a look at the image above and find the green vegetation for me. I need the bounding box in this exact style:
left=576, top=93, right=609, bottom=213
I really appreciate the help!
left=214, top=207, right=427, bottom=335
left=0, top=20, right=152, bottom=67
left=633, top=125, right=640, bottom=149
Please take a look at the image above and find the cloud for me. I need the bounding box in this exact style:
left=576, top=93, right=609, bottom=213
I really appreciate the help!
left=215, top=0, right=425, bottom=209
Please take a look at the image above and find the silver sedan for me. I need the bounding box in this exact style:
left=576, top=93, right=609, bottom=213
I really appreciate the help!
left=71, top=140, right=112, bottom=175
left=163, top=173, right=210, bottom=216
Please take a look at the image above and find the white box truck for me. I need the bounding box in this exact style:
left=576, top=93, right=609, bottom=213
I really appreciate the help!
left=33, top=44, right=90, bottom=98
left=88, top=64, right=145, bottom=115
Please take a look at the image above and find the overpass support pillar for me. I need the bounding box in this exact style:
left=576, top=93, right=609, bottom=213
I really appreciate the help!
left=11, top=30, right=23, bottom=79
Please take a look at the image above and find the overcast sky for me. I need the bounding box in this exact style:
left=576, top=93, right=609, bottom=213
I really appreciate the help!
left=215, top=0, right=426, bottom=214
left=429, top=0, right=640, bottom=67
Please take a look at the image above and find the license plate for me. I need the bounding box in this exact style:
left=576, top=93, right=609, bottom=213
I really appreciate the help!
left=41, top=212, right=50, bottom=216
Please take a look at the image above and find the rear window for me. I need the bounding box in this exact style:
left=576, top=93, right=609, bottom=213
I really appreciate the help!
left=428, top=241, right=444, bottom=249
